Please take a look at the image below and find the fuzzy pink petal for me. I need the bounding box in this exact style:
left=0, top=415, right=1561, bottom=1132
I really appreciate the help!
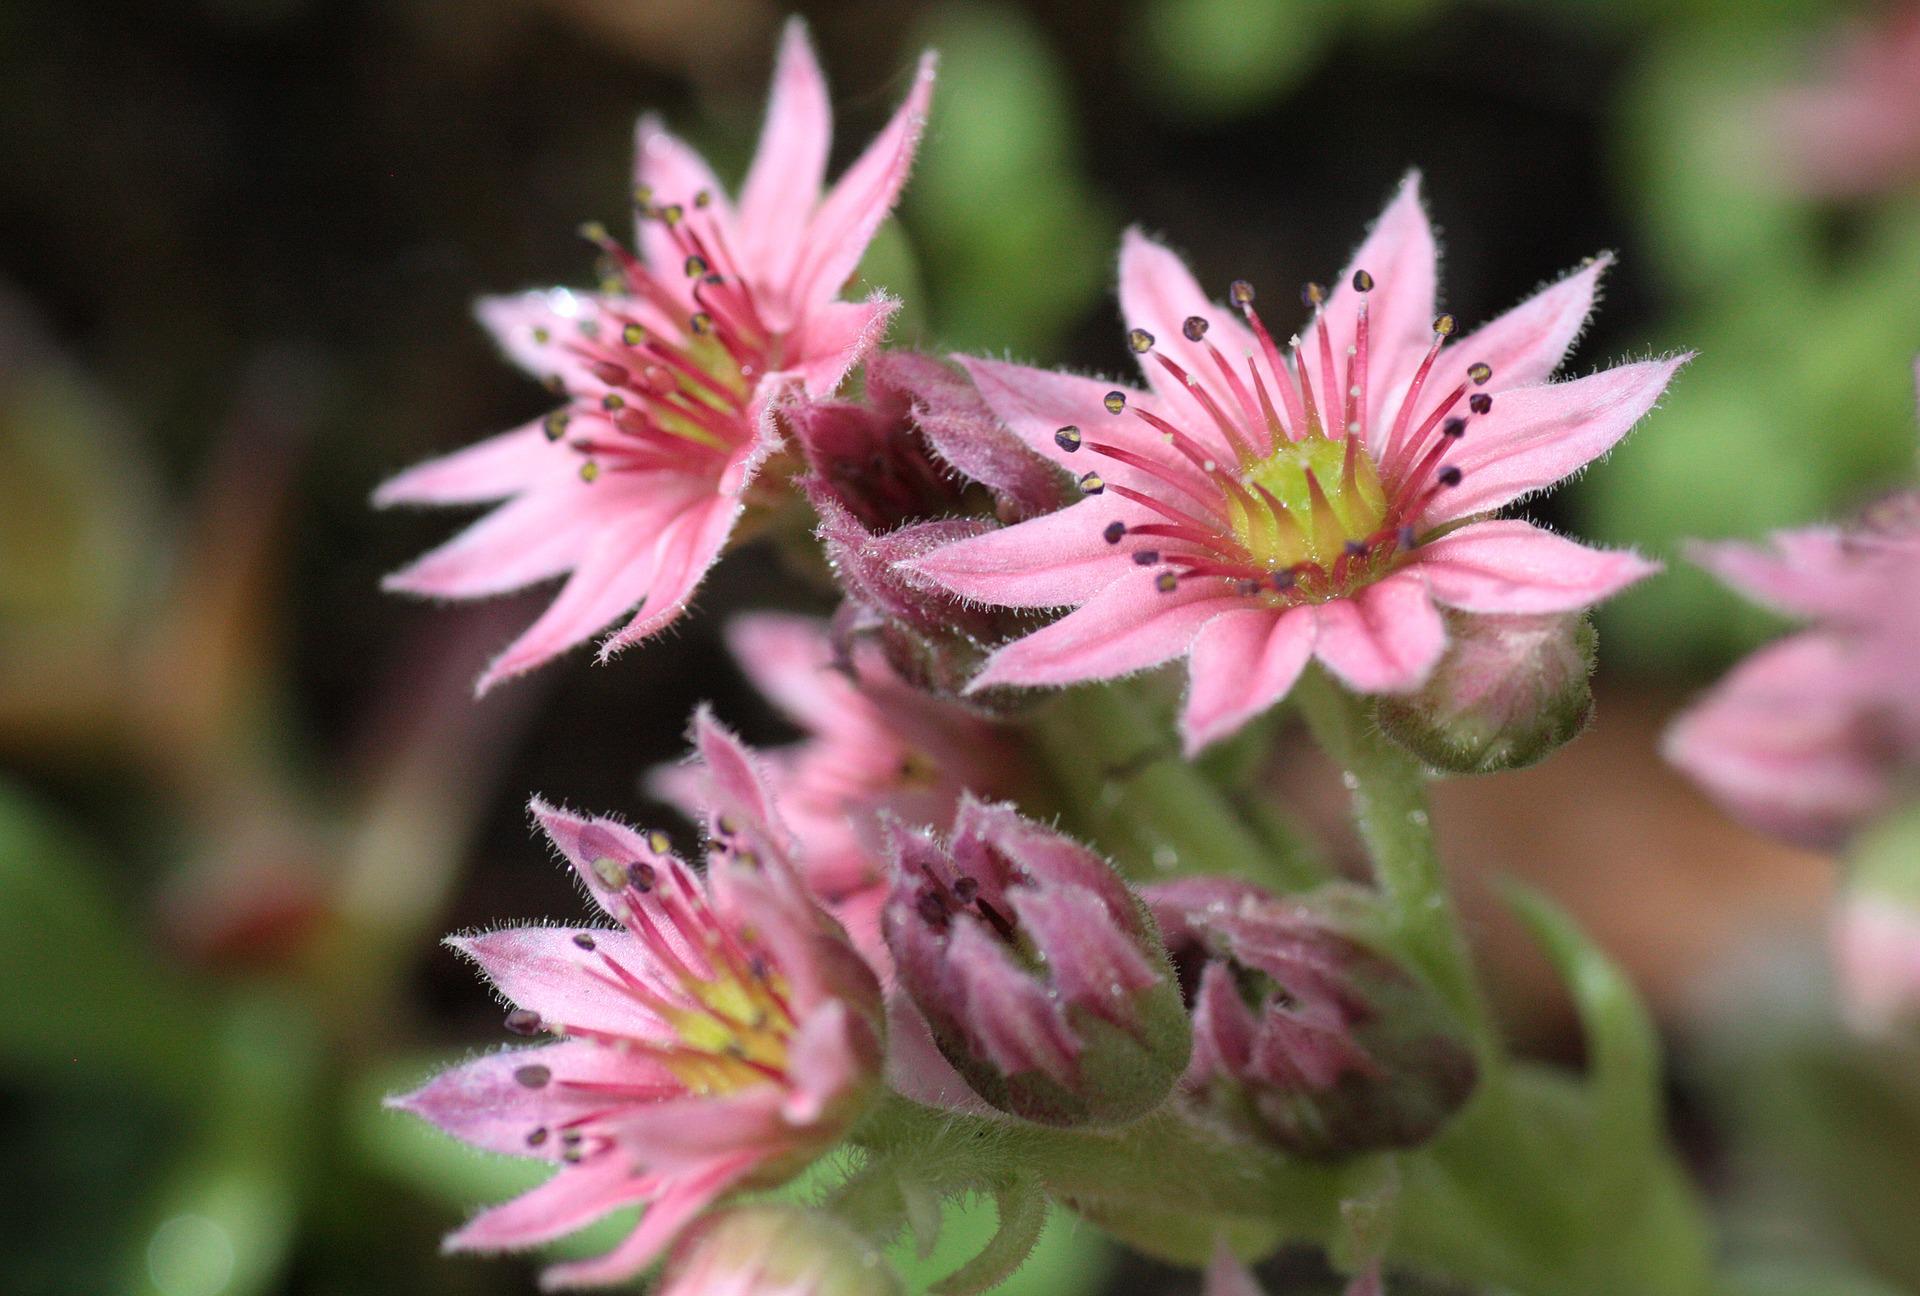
left=447, top=1155, right=659, bottom=1254
left=607, top=1088, right=789, bottom=1167
left=724, top=613, right=850, bottom=734
left=737, top=18, right=833, bottom=282
left=1181, top=606, right=1317, bottom=753
left=531, top=799, right=699, bottom=926
left=955, top=354, right=1150, bottom=466
left=1663, top=633, right=1889, bottom=849
left=380, top=483, right=618, bottom=600
left=596, top=495, right=741, bottom=658
left=967, top=573, right=1241, bottom=691
left=389, top=1040, right=676, bottom=1158
left=375, top=422, right=563, bottom=507
left=1439, top=254, right=1609, bottom=394
left=1688, top=529, right=1871, bottom=620
left=1322, top=172, right=1440, bottom=427
left=476, top=291, right=617, bottom=394
left=784, top=293, right=899, bottom=398
left=906, top=496, right=1133, bottom=608
left=779, top=998, right=867, bottom=1125
left=633, top=115, right=734, bottom=290
left=449, top=927, right=674, bottom=1041
left=1117, top=228, right=1258, bottom=445
left=947, top=918, right=1080, bottom=1087
left=537, top=1155, right=759, bottom=1290
left=1432, top=355, right=1691, bottom=520
left=1206, top=1242, right=1269, bottom=1296
left=1416, top=519, right=1659, bottom=613
left=785, top=52, right=937, bottom=316
left=1311, top=571, right=1446, bottom=694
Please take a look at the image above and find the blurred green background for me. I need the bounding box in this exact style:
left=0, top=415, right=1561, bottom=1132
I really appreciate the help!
left=6, top=1, right=1920, bottom=1293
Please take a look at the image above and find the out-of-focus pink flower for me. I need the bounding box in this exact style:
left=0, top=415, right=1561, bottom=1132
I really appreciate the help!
left=658, top=1206, right=899, bottom=1296
left=1147, top=879, right=1476, bottom=1159
left=912, top=174, right=1678, bottom=752
left=376, top=20, right=935, bottom=692
left=389, top=713, right=882, bottom=1288
left=1834, top=892, right=1920, bottom=1034
left=1206, top=1243, right=1382, bottom=1296
left=883, top=798, right=1189, bottom=1125
left=651, top=612, right=1019, bottom=964
left=1665, top=377, right=1920, bottom=849
left=1763, top=4, right=1920, bottom=198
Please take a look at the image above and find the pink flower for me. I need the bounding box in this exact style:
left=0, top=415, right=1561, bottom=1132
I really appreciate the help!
left=376, top=21, right=935, bottom=692
left=1762, top=4, right=1920, bottom=198
left=911, top=174, right=1679, bottom=752
left=650, top=613, right=1018, bottom=964
left=388, top=713, right=883, bottom=1288
left=1664, top=396, right=1920, bottom=848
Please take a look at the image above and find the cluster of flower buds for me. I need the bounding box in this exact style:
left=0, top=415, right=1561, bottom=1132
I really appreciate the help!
left=883, top=798, right=1192, bottom=1125
left=1147, top=879, right=1477, bottom=1158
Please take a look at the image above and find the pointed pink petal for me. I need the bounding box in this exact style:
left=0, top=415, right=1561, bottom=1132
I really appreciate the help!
left=1688, top=528, right=1871, bottom=620
left=784, top=294, right=899, bottom=398
left=448, top=927, right=673, bottom=1042
left=954, top=354, right=1150, bottom=466
left=447, top=1156, right=657, bottom=1253
left=375, top=422, right=563, bottom=507
left=1663, top=632, right=1889, bottom=849
left=537, top=1155, right=759, bottom=1290
left=905, top=496, right=1133, bottom=608
left=967, top=573, right=1240, bottom=691
left=947, top=918, right=1080, bottom=1087
left=596, top=495, right=741, bottom=657
left=389, top=1039, right=674, bottom=1157
left=531, top=798, right=698, bottom=923
left=1311, top=571, right=1446, bottom=694
left=737, top=18, right=833, bottom=283
left=1432, top=354, right=1691, bottom=521
left=883, top=993, right=995, bottom=1113
left=1323, top=172, right=1440, bottom=430
left=1181, top=606, right=1317, bottom=753
left=607, top=1088, right=789, bottom=1167
left=785, top=52, right=937, bottom=313
left=1416, top=519, right=1659, bottom=613
left=477, top=291, right=618, bottom=394
left=1008, top=882, right=1161, bottom=1025
left=780, top=998, right=868, bottom=1125
left=1205, top=1241, right=1269, bottom=1296
left=633, top=115, right=734, bottom=288
left=688, top=707, right=787, bottom=846
left=380, top=485, right=603, bottom=600
left=724, top=613, right=849, bottom=734
left=1440, top=255, right=1609, bottom=395
left=1117, top=228, right=1258, bottom=448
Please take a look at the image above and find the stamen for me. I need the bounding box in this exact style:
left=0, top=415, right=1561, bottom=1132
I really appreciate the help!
left=1182, top=316, right=1209, bottom=341
left=506, top=1009, right=543, bottom=1036
left=1103, top=521, right=1126, bottom=544
left=1054, top=425, right=1082, bottom=452
left=1128, top=328, right=1155, bottom=353
left=1467, top=362, right=1493, bottom=385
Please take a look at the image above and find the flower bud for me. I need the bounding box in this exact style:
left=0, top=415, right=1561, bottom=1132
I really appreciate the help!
left=883, top=797, right=1190, bottom=1125
left=660, top=1206, right=900, bottom=1296
left=1376, top=611, right=1596, bottom=774
left=1835, top=800, right=1920, bottom=1034
left=1146, top=879, right=1476, bottom=1159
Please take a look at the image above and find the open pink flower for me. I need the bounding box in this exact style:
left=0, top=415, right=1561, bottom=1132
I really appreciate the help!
left=912, top=174, right=1679, bottom=751
left=1665, top=417, right=1920, bottom=848
left=1762, top=3, right=1920, bottom=198
left=389, top=713, right=883, bottom=1288
left=376, top=20, right=935, bottom=692
left=651, top=613, right=1018, bottom=966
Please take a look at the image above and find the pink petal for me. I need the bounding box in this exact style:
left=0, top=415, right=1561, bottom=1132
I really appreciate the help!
left=1205, top=1241, right=1269, bottom=1296
left=905, top=496, right=1133, bottom=608
left=389, top=1039, right=677, bottom=1156
left=1663, top=632, right=1889, bottom=849
left=537, top=1154, right=759, bottom=1290
left=688, top=707, right=788, bottom=848
left=1117, top=228, right=1259, bottom=449
left=476, top=291, right=618, bottom=394
left=596, top=494, right=741, bottom=657
left=1311, top=571, right=1446, bottom=694
left=784, top=293, right=899, bottom=398
left=947, top=918, right=1080, bottom=1087
left=1432, top=354, right=1691, bottom=521
left=1322, top=172, right=1440, bottom=431
left=374, top=422, right=562, bottom=507
left=780, top=999, right=868, bottom=1125
left=633, top=115, right=734, bottom=291
left=447, top=1155, right=657, bottom=1253
left=532, top=798, right=698, bottom=924
left=724, top=613, right=849, bottom=734
left=785, top=51, right=937, bottom=317
left=883, top=993, right=995, bottom=1113
left=380, top=485, right=604, bottom=600
left=1439, top=253, right=1609, bottom=394
left=966, top=573, right=1240, bottom=691
left=607, top=1088, right=790, bottom=1167
left=448, top=927, right=673, bottom=1042
left=1688, top=529, right=1872, bottom=620
left=737, top=18, right=833, bottom=285
left=1180, top=605, right=1317, bottom=753
left=1416, top=519, right=1659, bottom=613
left=954, top=354, right=1150, bottom=470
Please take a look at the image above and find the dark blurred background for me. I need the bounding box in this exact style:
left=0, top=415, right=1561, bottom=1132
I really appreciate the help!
left=8, top=1, right=1920, bottom=1293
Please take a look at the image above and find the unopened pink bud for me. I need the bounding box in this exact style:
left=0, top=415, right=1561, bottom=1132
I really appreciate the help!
left=1834, top=801, right=1920, bottom=1034
left=661, top=1207, right=899, bottom=1296
left=1147, top=879, right=1476, bottom=1159
left=883, top=798, right=1189, bottom=1125
left=1376, top=611, right=1596, bottom=774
